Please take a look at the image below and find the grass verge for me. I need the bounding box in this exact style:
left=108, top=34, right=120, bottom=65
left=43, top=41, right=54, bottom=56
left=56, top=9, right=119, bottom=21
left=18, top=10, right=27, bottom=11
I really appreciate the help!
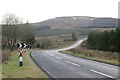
left=60, top=50, right=119, bottom=66
left=2, top=50, right=48, bottom=78
left=0, top=50, right=2, bottom=79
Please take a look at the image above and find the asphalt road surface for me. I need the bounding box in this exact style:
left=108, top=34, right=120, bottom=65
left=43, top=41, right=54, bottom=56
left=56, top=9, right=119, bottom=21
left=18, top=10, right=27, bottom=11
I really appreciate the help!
left=31, top=38, right=119, bottom=79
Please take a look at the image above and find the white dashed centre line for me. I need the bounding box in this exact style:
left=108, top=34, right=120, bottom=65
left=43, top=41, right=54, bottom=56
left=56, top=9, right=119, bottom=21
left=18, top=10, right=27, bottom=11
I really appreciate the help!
left=65, top=56, right=71, bottom=58
left=56, top=57, right=62, bottom=60
left=65, top=60, right=80, bottom=67
left=90, top=69, right=115, bottom=79
left=49, top=54, right=54, bottom=57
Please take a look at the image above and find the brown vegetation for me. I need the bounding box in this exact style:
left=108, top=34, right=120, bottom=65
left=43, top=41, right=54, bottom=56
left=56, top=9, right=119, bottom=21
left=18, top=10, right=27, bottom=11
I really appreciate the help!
left=2, top=49, right=11, bottom=63
left=62, top=40, right=119, bottom=65
left=69, top=48, right=118, bottom=61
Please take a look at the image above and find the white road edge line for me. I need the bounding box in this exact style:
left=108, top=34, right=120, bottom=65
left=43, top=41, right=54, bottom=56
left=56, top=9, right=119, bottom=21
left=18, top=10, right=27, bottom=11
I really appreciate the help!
left=56, top=57, right=62, bottom=60
left=65, top=61, right=80, bottom=67
left=49, top=54, right=54, bottom=57
left=46, top=71, right=56, bottom=78
left=42, top=68, right=56, bottom=78
left=90, top=69, right=115, bottom=79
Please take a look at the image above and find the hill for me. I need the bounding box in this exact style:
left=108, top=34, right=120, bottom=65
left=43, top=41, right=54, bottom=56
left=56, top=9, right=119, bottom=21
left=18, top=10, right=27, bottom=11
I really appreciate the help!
left=1, top=16, right=119, bottom=37
left=31, top=16, right=119, bottom=30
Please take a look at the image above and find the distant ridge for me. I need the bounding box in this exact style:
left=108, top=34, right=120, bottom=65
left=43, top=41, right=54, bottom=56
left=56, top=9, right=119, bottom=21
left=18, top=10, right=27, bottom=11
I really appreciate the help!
left=31, top=16, right=119, bottom=30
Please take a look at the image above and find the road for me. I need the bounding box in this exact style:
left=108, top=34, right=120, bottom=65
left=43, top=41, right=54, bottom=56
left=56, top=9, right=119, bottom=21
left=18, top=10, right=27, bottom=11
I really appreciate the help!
left=31, top=38, right=119, bottom=79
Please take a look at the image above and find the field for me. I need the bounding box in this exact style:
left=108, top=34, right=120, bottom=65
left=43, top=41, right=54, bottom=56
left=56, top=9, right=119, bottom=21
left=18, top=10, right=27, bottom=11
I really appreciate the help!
left=35, top=28, right=115, bottom=37
left=34, top=28, right=115, bottom=49
left=2, top=50, right=48, bottom=78
left=35, top=35, right=78, bottom=49
left=35, top=28, right=90, bottom=37
left=61, top=40, right=119, bottom=65
left=0, top=49, right=2, bottom=79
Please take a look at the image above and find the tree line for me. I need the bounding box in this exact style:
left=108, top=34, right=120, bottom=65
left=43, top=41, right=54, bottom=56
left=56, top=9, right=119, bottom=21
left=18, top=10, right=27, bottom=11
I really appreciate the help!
left=2, top=13, right=36, bottom=51
left=87, top=28, right=120, bottom=52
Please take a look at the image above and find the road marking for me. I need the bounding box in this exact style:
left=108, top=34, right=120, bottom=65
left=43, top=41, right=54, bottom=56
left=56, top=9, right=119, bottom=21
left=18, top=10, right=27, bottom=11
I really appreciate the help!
left=57, top=52, right=60, bottom=54
left=46, top=70, right=56, bottom=78
left=65, top=61, right=80, bottom=67
left=83, top=66, right=87, bottom=69
left=90, top=69, right=115, bottom=79
left=65, top=56, right=71, bottom=58
left=42, top=67, right=56, bottom=78
left=49, top=54, right=54, bottom=57
left=56, top=57, right=62, bottom=60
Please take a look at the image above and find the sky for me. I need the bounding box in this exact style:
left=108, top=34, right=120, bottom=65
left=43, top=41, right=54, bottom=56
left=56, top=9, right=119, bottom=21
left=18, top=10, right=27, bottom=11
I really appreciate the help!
left=0, top=0, right=120, bottom=23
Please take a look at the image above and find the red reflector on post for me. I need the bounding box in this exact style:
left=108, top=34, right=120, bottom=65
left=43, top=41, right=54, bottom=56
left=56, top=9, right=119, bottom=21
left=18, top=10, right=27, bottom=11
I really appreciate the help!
left=20, top=53, right=22, bottom=57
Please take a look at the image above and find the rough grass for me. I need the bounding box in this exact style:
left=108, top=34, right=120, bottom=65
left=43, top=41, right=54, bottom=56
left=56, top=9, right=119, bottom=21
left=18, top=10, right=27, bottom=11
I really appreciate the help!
left=70, top=48, right=118, bottom=60
left=61, top=50, right=119, bottom=65
left=2, top=50, right=48, bottom=78
left=35, top=35, right=77, bottom=49
left=2, top=49, right=11, bottom=63
left=0, top=49, right=2, bottom=79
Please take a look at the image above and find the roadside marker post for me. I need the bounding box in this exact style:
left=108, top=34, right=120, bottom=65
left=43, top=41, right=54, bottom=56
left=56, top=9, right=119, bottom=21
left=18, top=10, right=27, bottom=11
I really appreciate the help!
left=19, top=50, right=23, bottom=66
left=17, top=43, right=27, bottom=67
left=23, top=43, right=27, bottom=52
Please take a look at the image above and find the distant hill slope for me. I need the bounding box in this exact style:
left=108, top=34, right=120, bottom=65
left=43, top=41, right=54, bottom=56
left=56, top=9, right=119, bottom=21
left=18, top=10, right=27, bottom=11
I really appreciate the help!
left=1, top=16, right=119, bottom=31
left=92, top=18, right=118, bottom=27
left=31, top=23, right=51, bottom=31
left=31, top=16, right=119, bottom=30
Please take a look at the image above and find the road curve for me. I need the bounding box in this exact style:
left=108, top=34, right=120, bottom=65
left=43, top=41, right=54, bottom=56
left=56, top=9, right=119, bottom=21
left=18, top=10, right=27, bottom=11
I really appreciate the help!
left=31, top=38, right=119, bottom=79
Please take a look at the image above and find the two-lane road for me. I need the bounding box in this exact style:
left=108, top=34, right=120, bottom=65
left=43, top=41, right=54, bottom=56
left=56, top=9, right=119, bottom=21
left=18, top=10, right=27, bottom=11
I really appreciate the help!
left=31, top=38, right=119, bottom=79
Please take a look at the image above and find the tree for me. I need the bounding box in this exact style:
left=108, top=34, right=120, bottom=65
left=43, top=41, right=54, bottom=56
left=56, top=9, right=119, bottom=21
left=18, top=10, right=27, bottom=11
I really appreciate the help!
left=2, top=13, right=22, bottom=51
left=17, top=23, right=36, bottom=48
left=2, top=13, right=22, bottom=25
left=2, top=13, right=36, bottom=50
left=40, top=38, right=52, bottom=49
left=115, top=28, right=120, bottom=52
left=72, top=33, right=77, bottom=41
left=87, top=28, right=120, bottom=52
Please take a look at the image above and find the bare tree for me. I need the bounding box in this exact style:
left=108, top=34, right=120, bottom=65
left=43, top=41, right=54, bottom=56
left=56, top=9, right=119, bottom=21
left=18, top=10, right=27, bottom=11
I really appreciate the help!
left=2, top=13, right=22, bottom=51
left=2, top=13, right=22, bottom=25
left=17, top=23, right=36, bottom=48
left=2, top=13, right=36, bottom=50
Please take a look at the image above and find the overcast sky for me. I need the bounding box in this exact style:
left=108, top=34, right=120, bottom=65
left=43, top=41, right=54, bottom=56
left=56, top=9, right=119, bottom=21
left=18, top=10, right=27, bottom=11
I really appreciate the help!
left=0, top=0, right=119, bottom=23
